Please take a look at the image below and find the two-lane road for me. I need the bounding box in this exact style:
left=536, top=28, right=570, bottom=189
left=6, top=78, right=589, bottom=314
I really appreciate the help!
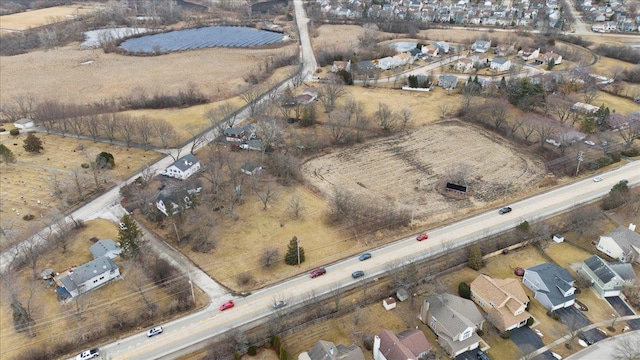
left=100, top=161, right=639, bottom=359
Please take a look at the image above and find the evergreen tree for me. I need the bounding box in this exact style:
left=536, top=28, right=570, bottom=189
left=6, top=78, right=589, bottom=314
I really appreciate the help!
left=10, top=295, right=34, bottom=335
left=23, top=133, right=43, bottom=153
left=0, top=144, right=16, bottom=163
left=118, top=215, right=142, bottom=259
left=284, top=236, right=305, bottom=265
left=95, top=152, right=115, bottom=169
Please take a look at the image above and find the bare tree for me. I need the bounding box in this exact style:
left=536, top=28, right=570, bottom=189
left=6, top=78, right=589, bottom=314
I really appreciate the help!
left=118, top=115, right=136, bottom=147
left=583, top=87, right=599, bottom=105
left=509, top=119, right=524, bottom=138
left=548, top=95, right=573, bottom=125
left=134, top=116, right=154, bottom=147
left=153, top=119, right=178, bottom=149
left=71, top=294, right=92, bottom=321
left=128, top=263, right=158, bottom=317
left=613, top=333, right=640, bottom=360
left=399, top=108, right=413, bottom=132
left=86, top=114, right=101, bottom=141
left=330, top=284, right=345, bottom=311
left=354, top=113, right=370, bottom=143
left=251, top=175, right=277, bottom=210
left=520, top=119, right=536, bottom=142
left=485, top=99, right=509, bottom=130
left=230, top=329, right=249, bottom=354
left=617, top=115, right=640, bottom=149
left=328, top=110, right=352, bottom=144
left=287, top=194, right=305, bottom=219
left=535, top=123, right=556, bottom=147
left=438, top=103, right=451, bottom=119
left=241, top=87, right=262, bottom=117
left=255, top=117, right=284, bottom=158
left=318, top=82, right=346, bottom=113
left=200, top=144, right=227, bottom=196
left=260, top=247, right=280, bottom=269
left=375, top=103, right=398, bottom=134
left=205, top=101, right=239, bottom=130
left=70, top=169, right=86, bottom=201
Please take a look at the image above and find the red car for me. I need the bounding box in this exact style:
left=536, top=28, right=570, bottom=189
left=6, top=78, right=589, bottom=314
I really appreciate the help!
left=416, top=233, right=429, bottom=241
left=219, top=300, right=235, bottom=311
left=309, top=268, right=327, bottom=278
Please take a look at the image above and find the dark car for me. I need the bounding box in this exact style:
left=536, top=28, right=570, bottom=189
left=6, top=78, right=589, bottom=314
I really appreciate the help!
left=352, top=270, right=365, bottom=279
left=310, top=268, right=327, bottom=278
left=359, top=253, right=372, bottom=261
left=273, top=300, right=287, bottom=309
left=477, top=351, right=491, bottom=360
left=499, top=206, right=512, bottom=214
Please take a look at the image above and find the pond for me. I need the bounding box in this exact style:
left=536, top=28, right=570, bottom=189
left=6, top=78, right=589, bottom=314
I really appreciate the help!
left=386, top=41, right=418, bottom=52
left=119, top=26, right=284, bottom=53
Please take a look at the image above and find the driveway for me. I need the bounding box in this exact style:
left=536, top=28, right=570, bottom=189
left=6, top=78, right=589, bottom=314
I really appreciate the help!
left=555, top=306, right=608, bottom=344
left=607, top=296, right=640, bottom=330
left=510, top=327, right=556, bottom=360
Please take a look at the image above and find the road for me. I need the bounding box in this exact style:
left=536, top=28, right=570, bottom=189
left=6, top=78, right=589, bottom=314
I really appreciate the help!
left=293, top=0, right=317, bottom=80
left=97, top=161, right=640, bottom=359
left=565, top=330, right=640, bottom=360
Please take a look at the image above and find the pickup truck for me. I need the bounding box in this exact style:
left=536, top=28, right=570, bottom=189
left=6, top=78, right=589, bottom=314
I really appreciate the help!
left=77, top=349, right=100, bottom=360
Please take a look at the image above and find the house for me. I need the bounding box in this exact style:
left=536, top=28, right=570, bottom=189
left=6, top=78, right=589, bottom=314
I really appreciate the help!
left=438, top=75, right=459, bottom=90
left=522, top=263, right=576, bottom=311
left=382, top=297, right=397, bottom=310
left=495, top=44, right=514, bottom=56
left=570, top=102, right=600, bottom=114
left=471, top=40, right=491, bottom=53
left=435, top=41, right=450, bottom=54
left=57, top=257, right=120, bottom=299
left=373, top=329, right=431, bottom=360
left=155, top=191, right=194, bottom=216
left=295, top=94, right=315, bottom=105
left=331, top=61, right=351, bottom=73
left=470, top=275, right=531, bottom=332
left=579, top=255, right=636, bottom=298
left=419, top=293, right=485, bottom=358
left=241, top=163, right=263, bottom=176
left=161, top=154, right=201, bottom=180
left=89, top=239, right=121, bottom=260
left=13, top=118, right=35, bottom=129
left=490, top=57, right=511, bottom=72
left=224, top=127, right=246, bottom=142
left=596, top=225, right=640, bottom=263
left=543, top=51, right=562, bottom=65
left=241, top=139, right=264, bottom=151
left=455, top=58, right=474, bottom=73
left=519, top=47, right=540, bottom=61
left=421, top=44, right=439, bottom=57
left=299, top=340, right=365, bottom=360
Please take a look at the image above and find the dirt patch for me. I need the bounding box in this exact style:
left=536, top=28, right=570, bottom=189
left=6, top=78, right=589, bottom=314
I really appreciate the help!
left=301, top=120, right=546, bottom=220
left=0, top=4, right=100, bottom=32
left=0, top=42, right=298, bottom=105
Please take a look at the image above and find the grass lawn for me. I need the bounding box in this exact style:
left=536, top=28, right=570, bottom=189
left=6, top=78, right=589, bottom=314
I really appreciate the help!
left=0, top=4, right=99, bottom=31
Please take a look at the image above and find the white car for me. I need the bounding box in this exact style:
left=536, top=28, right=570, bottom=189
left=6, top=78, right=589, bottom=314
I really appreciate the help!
left=146, top=326, right=163, bottom=337
left=593, top=176, right=603, bottom=182
left=76, top=349, right=99, bottom=360
left=239, top=143, right=249, bottom=150
left=119, top=222, right=127, bottom=231
left=535, top=329, right=544, bottom=337
left=584, top=140, right=595, bottom=146
left=552, top=352, right=563, bottom=360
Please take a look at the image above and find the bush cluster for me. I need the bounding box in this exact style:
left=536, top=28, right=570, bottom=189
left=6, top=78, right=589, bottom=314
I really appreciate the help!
left=594, top=44, right=640, bottom=64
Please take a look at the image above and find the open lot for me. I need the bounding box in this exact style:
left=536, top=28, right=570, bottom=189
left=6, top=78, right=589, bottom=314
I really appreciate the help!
left=0, top=133, right=162, bottom=249
left=0, top=4, right=100, bottom=32
left=302, top=120, right=546, bottom=221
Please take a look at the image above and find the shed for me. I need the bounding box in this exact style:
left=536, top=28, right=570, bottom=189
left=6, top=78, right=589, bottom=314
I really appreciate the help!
left=553, top=234, right=565, bottom=243
left=396, top=287, right=409, bottom=302
left=383, top=297, right=397, bottom=310
left=14, top=118, right=34, bottom=129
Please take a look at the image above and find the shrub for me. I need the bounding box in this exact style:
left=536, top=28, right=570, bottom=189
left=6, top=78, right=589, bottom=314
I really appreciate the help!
left=96, top=151, right=115, bottom=169
left=22, top=214, right=35, bottom=221
left=272, top=336, right=281, bottom=354
left=280, top=349, right=288, bottom=360
left=516, top=220, right=530, bottom=232
left=591, top=156, right=613, bottom=170
left=547, top=311, right=561, bottom=321
left=236, top=271, right=254, bottom=286
left=248, top=346, right=258, bottom=356
left=264, top=342, right=272, bottom=349
left=527, top=317, right=535, bottom=326
left=0, top=128, right=5, bottom=132
left=610, top=152, right=621, bottom=163
left=458, top=282, right=471, bottom=299
left=621, top=148, right=640, bottom=157
left=499, top=331, right=511, bottom=339
left=468, top=244, right=484, bottom=270
left=234, top=353, right=242, bottom=360
left=10, top=128, right=19, bottom=136
left=363, top=334, right=374, bottom=350
left=81, top=163, right=90, bottom=169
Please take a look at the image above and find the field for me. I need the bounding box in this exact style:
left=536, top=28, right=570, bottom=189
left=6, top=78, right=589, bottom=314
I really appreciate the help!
left=0, top=219, right=209, bottom=360
left=302, top=119, right=546, bottom=221
left=0, top=133, right=162, bottom=249
left=0, top=42, right=298, bottom=105
left=0, top=4, right=100, bottom=32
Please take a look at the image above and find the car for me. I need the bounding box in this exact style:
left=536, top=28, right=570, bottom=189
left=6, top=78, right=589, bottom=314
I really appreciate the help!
left=499, top=206, right=512, bottom=214
left=239, top=143, right=249, bottom=150
left=551, top=352, right=563, bottom=360
left=352, top=270, right=365, bottom=279
left=578, top=334, right=594, bottom=346
left=359, top=253, right=372, bottom=261
left=535, top=329, right=544, bottom=337
left=416, top=233, right=429, bottom=241
left=477, top=350, right=491, bottom=360
left=593, top=176, right=603, bottom=182
left=309, top=268, right=326, bottom=278
left=584, top=140, right=595, bottom=146
left=273, top=300, right=287, bottom=309
left=621, top=179, right=629, bottom=184
left=146, top=326, right=163, bottom=337
left=76, top=349, right=100, bottom=360
left=219, top=300, right=235, bottom=311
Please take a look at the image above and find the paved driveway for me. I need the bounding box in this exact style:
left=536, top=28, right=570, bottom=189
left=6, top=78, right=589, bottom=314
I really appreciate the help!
left=555, top=306, right=608, bottom=344
left=510, top=327, right=556, bottom=360
left=607, top=296, right=640, bottom=330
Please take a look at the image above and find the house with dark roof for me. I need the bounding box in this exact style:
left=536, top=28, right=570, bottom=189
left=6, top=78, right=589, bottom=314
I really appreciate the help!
left=522, top=263, right=576, bottom=311
left=161, top=154, right=201, bottom=180
left=89, top=239, right=121, bottom=260
left=470, top=275, right=530, bottom=332
left=419, top=293, right=485, bottom=358
left=241, top=163, right=263, bottom=176
left=373, top=328, right=431, bottom=360
left=579, top=255, right=636, bottom=298
left=299, top=340, right=365, bottom=360
left=596, top=225, right=640, bottom=264
left=57, top=257, right=120, bottom=299
left=155, top=191, right=196, bottom=216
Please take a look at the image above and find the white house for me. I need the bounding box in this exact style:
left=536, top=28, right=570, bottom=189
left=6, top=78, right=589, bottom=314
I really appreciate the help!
left=519, top=47, right=540, bottom=61
left=579, top=255, right=636, bottom=298
left=522, top=263, right=576, bottom=311
left=331, top=60, right=351, bottom=73
left=596, top=225, right=640, bottom=263
left=471, top=40, right=491, bottom=53
left=89, top=239, right=121, bottom=260
left=161, top=154, right=201, bottom=180
left=490, top=57, right=511, bottom=72
left=455, top=58, right=474, bottom=73
left=13, top=118, right=35, bottom=130
left=57, top=257, right=120, bottom=299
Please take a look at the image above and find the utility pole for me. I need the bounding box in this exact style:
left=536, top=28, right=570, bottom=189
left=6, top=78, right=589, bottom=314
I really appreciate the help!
left=297, top=237, right=300, bottom=267
left=576, top=150, right=584, bottom=176
left=174, top=222, right=195, bottom=305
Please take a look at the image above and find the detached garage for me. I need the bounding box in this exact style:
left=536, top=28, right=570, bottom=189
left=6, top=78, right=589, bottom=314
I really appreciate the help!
left=13, top=118, right=34, bottom=129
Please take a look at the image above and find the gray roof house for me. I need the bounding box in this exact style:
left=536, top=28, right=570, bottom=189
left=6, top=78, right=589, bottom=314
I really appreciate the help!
left=579, top=255, right=636, bottom=298
left=373, top=328, right=431, bottom=360
left=57, top=257, right=120, bottom=299
left=438, top=74, right=459, bottom=90
left=161, top=154, right=201, bottom=180
left=89, top=239, right=121, bottom=259
left=156, top=190, right=195, bottom=216
left=419, top=293, right=485, bottom=358
left=241, top=163, right=263, bottom=176
left=471, top=40, right=491, bottom=53
left=299, top=340, right=365, bottom=360
left=522, top=263, right=576, bottom=311
left=596, top=225, right=640, bottom=264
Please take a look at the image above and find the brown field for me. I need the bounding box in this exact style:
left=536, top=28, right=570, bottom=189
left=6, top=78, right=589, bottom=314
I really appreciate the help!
left=0, top=42, right=298, bottom=105
left=0, top=4, right=100, bottom=32
left=312, top=24, right=366, bottom=50
left=0, top=219, right=209, bottom=360
left=0, top=133, right=162, bottom=249
left=302, top=120, right=546, bottom=220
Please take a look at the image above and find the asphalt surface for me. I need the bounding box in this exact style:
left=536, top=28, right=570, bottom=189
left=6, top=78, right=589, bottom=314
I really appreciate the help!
left=607, top=297, right=640, bottom=330
left=566, top=331, right=640, bottom=360
left=510, top=327, right=556, bottom=360
left=555, top=306, right=608, bottom=344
